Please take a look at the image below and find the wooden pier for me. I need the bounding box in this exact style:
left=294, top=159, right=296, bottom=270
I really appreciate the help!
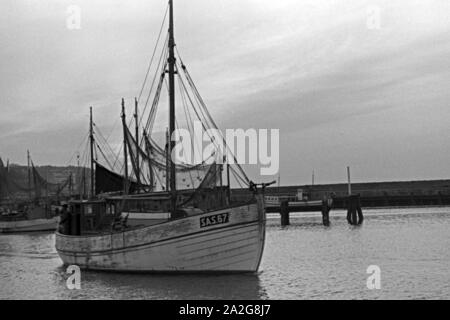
left=232, top=179, right=450, bottom=209
left=265, top=195, right=365, bottom=227
left=269, top=198, right=334, bottom=226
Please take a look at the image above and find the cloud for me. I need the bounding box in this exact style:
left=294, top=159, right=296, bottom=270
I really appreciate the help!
left=1, top=0, right=449, bottom=184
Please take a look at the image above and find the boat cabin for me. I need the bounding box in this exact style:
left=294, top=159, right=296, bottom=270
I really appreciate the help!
left=59, top=186, right=232, bottom=236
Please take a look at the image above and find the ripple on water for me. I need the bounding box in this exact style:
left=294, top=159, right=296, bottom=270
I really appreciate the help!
left=0, top=207, right=449, bottom=299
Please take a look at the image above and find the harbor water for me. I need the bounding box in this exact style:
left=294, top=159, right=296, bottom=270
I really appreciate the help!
left=0, top=207, right=449, bottom=300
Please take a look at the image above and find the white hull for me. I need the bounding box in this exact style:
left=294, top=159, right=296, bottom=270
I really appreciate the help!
left=0, top=217, right=59, bottom=233
left=56, top=199, right=266, bottom=273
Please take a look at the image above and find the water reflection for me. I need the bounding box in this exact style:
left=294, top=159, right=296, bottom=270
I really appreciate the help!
left=54, top=269, right=269, bottom=300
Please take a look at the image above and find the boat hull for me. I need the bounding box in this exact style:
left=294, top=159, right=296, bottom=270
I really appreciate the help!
left=55, top=199, right=266, bottom=273
left=0, top=217, right=59, bottom=233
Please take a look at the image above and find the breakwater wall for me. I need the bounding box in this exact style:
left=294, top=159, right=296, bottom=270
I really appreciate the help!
left=231, top=180, right=450, bottom=208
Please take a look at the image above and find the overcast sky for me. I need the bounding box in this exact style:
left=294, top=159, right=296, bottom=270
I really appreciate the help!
left=1, top=0, right=449, bottom=185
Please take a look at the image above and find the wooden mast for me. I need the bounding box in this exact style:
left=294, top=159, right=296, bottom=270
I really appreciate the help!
left=226, top=160, right=231, bottom=203
left=77, top=153, right=82, bottom=200
left=27, top=150, right=31, bottom=199
left=168, top=0, right=177, bottom=211
left=69, top=172, right=73, bottom=197
left=89, top=106, right=95, bottom=198
left=83, top=165, right=86, bottom=199
left=45, top=167, right=49, bottom=215
left=144, top=128, right=154, bottom=190
left=121, top=98, right=129, bottom=195
left=134, top=97, right=141, bottom=190
left=165, top=128, right=170, bottom=191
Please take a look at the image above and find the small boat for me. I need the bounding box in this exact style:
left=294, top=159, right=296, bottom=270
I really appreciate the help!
left=0, top=153, right=64, bottom=233
left=265, top=196, right=324, bottom=208
left=265, top=188, right=332, bottom=212
left=56, top=0, right=270, bottom=273
left=0, top=214, right=58, bottom=233
left=0, top=200, right=59, bottom=234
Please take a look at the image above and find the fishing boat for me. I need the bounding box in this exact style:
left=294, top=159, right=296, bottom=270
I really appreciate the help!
left=0, top=153, right=65, bottom=233
left=0, top=212, right=59, bottom=233
left=55, top=0, right=270, bottom=273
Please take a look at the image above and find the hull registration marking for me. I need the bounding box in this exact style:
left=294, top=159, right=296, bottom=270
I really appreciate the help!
left=200, top=213, right=229, bottom=228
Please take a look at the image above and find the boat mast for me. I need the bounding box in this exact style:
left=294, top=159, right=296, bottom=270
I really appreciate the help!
left=121, top=98, right=129, bottom=195
left=168, top=0, right=177, bottom=211
left=45, top=167, right=49, bottom=212
left=165, top=128, right=170, bottom=191
left=134, top=98, right=141, bottom=190
left=27, top=150, right=31, bottom=199
left=89, top=106, right=95, bottom=198
left=227, top=162, right=231, bottom=203
left=144, top=128, right=155, bottom=189
left=83, top=167, right=86, bottom=199
left=69, top=173, right=73, bottom=197
left=77, top=153, right=82, bottom=200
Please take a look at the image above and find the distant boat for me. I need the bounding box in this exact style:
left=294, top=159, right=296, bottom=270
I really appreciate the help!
left=56, top=0, right=271, bottom=273
left=265, top=196, right=324, bottom=209
left=265, top=188, right=324, bottom=207
left=0, top=153, right=62, bottom=233
left=0, top=213, right=58, bottom=233
left=265, top=188, right=332, bottom=213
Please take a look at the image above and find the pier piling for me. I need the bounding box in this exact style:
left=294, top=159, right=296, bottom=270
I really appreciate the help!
left=347, top=194, right=363, bottom=225
left=280, top=200, right=290, bottom=226
left=321, top=198, right=331, bottom=226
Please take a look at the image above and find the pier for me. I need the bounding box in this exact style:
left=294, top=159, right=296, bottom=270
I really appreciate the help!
left=275, top=198, right=333, bottom=226
left=232, top=179, right=450, bottom=209
left=231, top=179, right=450, bottom=226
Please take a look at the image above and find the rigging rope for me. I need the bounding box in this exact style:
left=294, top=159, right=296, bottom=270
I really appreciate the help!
left=176, top=51, right=250, bottom=185
left=137, top=3, right=170, bottom=104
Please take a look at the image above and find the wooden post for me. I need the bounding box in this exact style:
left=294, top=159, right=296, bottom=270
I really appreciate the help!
left=347, top=194, right=363, bottom=225
left=357, top=196, right=364, bottom=224
left=347, top=166, right=352, bottom=196
left=321, top=197, right=330, bottom=226
left=280, top=200, right=290, bottom=226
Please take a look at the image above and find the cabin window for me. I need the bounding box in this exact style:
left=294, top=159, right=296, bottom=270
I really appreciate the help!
left=106, top=204, right=115, bottom=215
left=84, top=205, right=93, bottom=216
